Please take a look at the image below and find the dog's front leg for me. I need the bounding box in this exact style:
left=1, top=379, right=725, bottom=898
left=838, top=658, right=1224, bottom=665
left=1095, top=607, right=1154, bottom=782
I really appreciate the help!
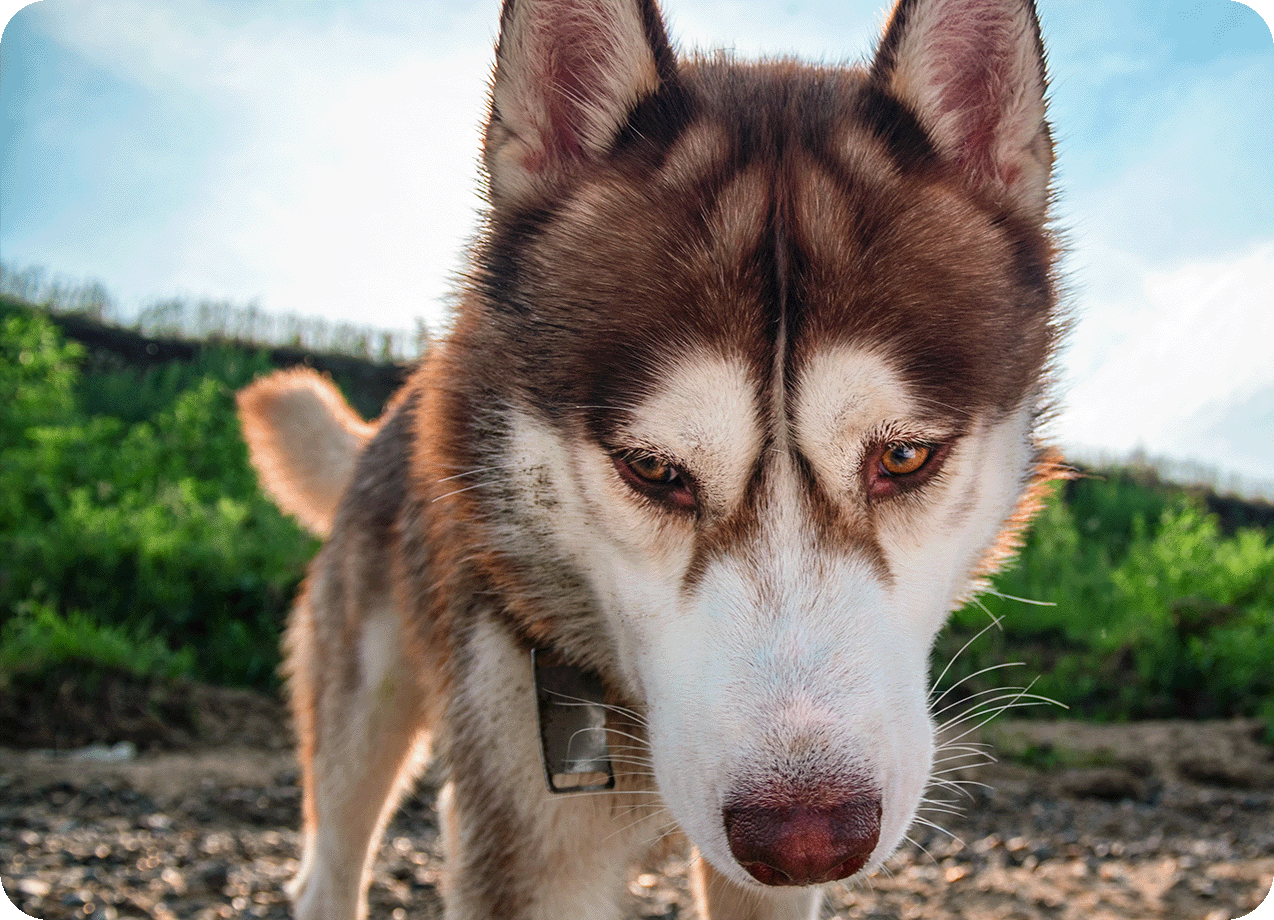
left=438, top=612, right=655, bottom=920
left=691, top=858, right=823, bottom=920
left=288, top=590, right=431, bottom=920
left=438, top=777, right=643, bottom=920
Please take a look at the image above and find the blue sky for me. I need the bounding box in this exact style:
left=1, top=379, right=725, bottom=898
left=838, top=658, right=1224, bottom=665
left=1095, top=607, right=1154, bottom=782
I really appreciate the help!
left=2, top=0, right=1272, bottom=492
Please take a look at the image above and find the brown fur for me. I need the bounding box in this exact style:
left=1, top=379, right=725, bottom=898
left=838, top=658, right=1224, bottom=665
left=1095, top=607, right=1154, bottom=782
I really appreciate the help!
left=238, top=0, right=1065, bottom=916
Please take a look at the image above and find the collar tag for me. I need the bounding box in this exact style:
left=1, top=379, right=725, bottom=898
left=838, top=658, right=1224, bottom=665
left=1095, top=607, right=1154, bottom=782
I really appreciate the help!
left=532, top=648, right=615, bottom=794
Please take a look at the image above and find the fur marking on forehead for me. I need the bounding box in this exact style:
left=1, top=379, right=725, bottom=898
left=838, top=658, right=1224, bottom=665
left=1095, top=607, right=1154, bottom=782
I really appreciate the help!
left=622, top=351, right=762, bottom=480
left=794, top=347, right=919, bottom=444
left=702, top=167, right=773, bottom=270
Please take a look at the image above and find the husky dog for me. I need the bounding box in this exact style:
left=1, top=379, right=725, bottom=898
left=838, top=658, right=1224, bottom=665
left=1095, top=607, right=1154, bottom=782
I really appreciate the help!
left=238, top=0, right=1063, bottom=916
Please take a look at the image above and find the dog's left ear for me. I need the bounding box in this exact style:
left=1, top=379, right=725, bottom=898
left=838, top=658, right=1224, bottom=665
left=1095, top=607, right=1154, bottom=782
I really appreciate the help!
left=871, top=0, right=1053, bottom=217
left=484, top=0, right=677, bottom=208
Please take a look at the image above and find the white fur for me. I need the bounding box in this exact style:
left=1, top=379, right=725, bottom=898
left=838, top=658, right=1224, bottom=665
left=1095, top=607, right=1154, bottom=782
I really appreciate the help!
left=793, top=346, right=944, bottom=494
left=506, top=344, right=1041, bottom=898
left=292, top=603, right=429, bottom=920
left=619, top=352, right=764, bottom=517
left=444, top=612, right=655, bottom=920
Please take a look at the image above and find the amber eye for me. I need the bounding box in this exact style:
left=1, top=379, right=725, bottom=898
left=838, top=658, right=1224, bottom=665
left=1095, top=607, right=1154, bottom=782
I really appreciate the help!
left=625, top=454, right=679, bottom=485
left=613, top=452, right=697, bottom=511
left=880, top=443, right=932, bottom=477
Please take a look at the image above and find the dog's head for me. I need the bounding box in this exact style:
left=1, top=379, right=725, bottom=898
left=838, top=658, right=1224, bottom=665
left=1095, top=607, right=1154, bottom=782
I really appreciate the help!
left=431, top=0, right=1060, bottom=889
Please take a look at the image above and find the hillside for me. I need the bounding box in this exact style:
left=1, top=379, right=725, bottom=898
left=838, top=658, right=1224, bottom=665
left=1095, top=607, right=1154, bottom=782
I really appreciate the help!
left=1, top=296, right=1271, bottom=741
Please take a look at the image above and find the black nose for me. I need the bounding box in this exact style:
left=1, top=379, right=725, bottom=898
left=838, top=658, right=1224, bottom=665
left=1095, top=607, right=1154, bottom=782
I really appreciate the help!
left=722, top=794, right=882, bottom=886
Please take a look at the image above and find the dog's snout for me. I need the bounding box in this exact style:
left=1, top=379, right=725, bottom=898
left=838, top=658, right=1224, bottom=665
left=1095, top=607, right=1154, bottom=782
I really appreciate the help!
left=722, top=794, right=882, bottom=886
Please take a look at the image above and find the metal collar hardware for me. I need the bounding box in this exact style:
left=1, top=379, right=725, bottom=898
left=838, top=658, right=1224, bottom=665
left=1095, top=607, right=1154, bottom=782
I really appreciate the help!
left=532, top=648, right=615, bottom=794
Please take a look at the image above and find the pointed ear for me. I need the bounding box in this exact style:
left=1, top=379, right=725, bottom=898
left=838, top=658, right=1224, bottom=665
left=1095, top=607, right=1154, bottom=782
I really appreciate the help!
left=871, top=0, right=1053, bottom=217
left=484, top=0, right=676, bottom=207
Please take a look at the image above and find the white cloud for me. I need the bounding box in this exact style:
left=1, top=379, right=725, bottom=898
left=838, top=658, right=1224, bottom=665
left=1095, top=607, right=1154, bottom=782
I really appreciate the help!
left=18, top=0, right=500, bottom=331
left=160, top=31, right=495, bottom=332
left=1059, top=240, right=1274, bottom=470
left=1047, top=12, right=1273, bottom=486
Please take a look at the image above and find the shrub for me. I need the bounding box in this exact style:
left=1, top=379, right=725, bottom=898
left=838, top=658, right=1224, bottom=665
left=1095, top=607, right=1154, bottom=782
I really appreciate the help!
left=0, top=310, right=316, bottom=687
left=937, top=484, right=1274, bottom=735
left=0, top=600, right=195, bottom=684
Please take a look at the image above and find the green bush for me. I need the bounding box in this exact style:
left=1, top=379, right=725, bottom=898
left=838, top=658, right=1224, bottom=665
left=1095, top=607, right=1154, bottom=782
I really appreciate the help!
left=938, top=480, right=1274, bottom=736
left=1103, top=506, right=1274, bottom=719
left=0, top=600, right=195, bottom=683
left=0, top=310, right=316, bottom=687
left=77, top=345, right=276, bottom=424
left=1, top=310, right=83, bottom=446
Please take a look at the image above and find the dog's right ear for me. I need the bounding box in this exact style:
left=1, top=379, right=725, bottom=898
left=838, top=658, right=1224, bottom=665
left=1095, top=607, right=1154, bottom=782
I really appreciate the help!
left=483, top=0, right=677, bottom=208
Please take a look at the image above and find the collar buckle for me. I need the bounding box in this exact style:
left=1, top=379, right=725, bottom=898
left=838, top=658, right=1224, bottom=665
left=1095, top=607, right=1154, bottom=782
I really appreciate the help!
left=532, top=648, right=616, bottom=794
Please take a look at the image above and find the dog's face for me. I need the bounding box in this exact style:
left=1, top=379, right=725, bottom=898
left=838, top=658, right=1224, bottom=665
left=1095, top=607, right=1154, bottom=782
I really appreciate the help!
left=435, top=0, right=1059, bottom=889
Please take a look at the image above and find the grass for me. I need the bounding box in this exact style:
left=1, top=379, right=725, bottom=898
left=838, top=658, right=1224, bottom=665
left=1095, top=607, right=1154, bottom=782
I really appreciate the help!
left=0, top=601, right=196, bottom=688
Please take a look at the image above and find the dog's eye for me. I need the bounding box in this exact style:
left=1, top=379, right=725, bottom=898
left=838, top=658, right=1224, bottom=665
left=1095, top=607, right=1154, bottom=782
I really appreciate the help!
left=626, top=455, right=678, bottom=484
left=867, top=439, right=950, bottom=500
left=613, top=453, right=696, bottom=512
left=879, top=443, right=932, bottom=477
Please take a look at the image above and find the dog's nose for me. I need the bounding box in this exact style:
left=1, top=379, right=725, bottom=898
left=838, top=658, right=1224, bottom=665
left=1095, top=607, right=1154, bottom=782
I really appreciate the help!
left=723, top=794, right=882, bottom=886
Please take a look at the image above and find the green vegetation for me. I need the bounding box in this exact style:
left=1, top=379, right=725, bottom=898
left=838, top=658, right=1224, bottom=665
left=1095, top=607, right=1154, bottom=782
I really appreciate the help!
left=1, top=601, right=196, bottom=683
left=937, top=474, right=1274, bottom=739
left=1, top=299, right=317, bottom=688
left=1, top=295, right=1272, bottom=739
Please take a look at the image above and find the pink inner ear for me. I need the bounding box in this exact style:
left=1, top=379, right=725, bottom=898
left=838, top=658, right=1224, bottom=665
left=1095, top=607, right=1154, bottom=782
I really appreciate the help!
left=544, top=45, right=591, bottom=162
left=529, top=3, right=630, bottom=167
left=893, top=0, right=1044, bottom=197
left=934, top=32, right=1021, bottom=189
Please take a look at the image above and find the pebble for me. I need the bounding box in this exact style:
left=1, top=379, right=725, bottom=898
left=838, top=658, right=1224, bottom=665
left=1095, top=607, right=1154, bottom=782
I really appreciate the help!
left=2, top=751, right=1272, bottom=920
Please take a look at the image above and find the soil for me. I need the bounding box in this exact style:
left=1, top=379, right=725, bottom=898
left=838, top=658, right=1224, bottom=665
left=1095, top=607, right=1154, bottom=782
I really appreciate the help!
left=1, top=681, right=1272, bottom=920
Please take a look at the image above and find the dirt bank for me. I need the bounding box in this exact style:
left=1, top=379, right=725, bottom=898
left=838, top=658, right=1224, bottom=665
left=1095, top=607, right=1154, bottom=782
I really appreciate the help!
left=1, top=685, right=1271, bottom=920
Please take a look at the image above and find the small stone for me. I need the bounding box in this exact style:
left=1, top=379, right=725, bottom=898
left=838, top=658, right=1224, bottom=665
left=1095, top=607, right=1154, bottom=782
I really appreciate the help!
left=16, top=877, right=51, bottom=898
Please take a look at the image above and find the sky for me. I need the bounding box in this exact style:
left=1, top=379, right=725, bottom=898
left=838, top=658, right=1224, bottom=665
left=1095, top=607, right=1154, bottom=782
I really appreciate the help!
left=1, top=0, right=1272, bottom=494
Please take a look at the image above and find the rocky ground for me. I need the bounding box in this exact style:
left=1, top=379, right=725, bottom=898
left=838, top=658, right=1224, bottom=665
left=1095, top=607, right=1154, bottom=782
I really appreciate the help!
left=1, top=682, right=1272, bottom=920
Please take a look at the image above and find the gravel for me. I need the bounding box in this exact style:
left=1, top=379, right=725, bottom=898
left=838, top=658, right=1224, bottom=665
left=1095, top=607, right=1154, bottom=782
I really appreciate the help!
left=2, top=713, right=1272, bottom=920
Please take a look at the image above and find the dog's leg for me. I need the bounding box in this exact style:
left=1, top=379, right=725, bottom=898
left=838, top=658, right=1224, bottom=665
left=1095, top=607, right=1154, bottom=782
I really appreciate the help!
left=438, top=612, right=660, bottom=920
left=440, top=778, right=648, bottom=920
left=288, top=591, right=430, bottom=920
left=691, top=858, right=823, bottom=920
